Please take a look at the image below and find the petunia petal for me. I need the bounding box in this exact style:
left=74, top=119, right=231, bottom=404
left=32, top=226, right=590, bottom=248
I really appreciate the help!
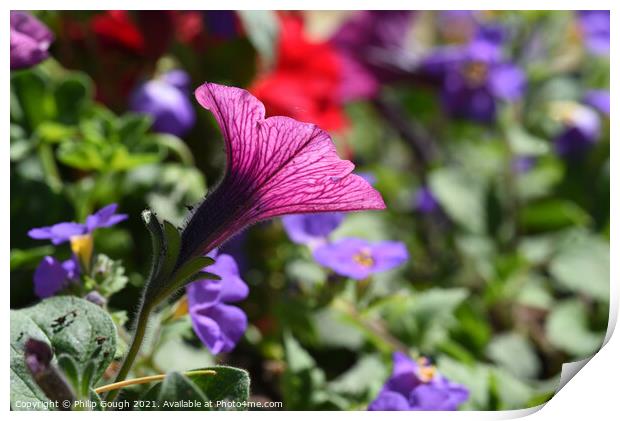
left=180, top=83, right=385, bottom=261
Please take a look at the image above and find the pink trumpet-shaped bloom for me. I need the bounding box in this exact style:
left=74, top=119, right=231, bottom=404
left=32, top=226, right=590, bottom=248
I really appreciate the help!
left=179, top=83, right=385, bottom=262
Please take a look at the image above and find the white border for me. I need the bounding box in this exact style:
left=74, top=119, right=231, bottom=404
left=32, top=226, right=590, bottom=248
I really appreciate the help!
left=4, top=1, right=617, bottom=419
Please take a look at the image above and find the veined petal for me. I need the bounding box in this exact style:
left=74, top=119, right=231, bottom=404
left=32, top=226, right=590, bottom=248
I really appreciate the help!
left=181, top=83, right=385, bottom=260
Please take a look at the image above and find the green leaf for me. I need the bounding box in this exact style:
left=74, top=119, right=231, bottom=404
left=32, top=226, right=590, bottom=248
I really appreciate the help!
left=11, top=69, right=54, bottom=129
left=429, top=168, right=486, bottom=233
left=54, top=74, right=93, bottom=125
left=374, top=288, right=469, bottom=351
left=328, top=354, right=386, bottom=397
left=143, top=372, right=207, bottom=411
left=520, top=200, right=591, bottom=232
left=107, top=146, right=161, bottom=171
left=189, top=366, right=250, bottom=407
left=546, top=299, right=604, bottom=357
left=10, top=297, right=117, bottom=409
left=10, top=246, right=54, bottom=271
left=549, top=233, right=609, bottom=301
left=57, top=141, right=105, bottom=170
left=151, top=133, right=195, bottom=166
left=490, top=367, right=538, bottom=410
left=507, top=126, right=550, bottom=156
left=486, top=333, right=540, bottom=379
left=36, top=121, right=77, bottom=144
left=117, top=113, right=152, bottom=147
left=142, top=367, right=250, bottom=411
left=284, top=332, right=316, bottom=373
left=516, top=160, right=563, bottom=201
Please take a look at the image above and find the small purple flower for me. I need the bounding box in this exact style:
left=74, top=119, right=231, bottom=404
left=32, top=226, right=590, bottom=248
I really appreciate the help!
left=28, top=204, right=125, bottom=298
left=583, top=90, right=610, bottom=115
left=28, top=204, right=127, bottom=245
left=129, top=70, right=196, bottom=137
left=10, top=11, right=54, bottom=70
left=369, top=353, right=469, bottom=411
left=33, top=256, right=79, bottom=299
left=187, top=253, right=249, bottom=354
left=332, top=11, right=416, bottom=100
left=422, top=25, right=526, bottom=123
left=282, top=213, right=344, bottom=246
left=313, top=238, right=408, bottom=280
left=414, top=186, right=440, bottom=214
left=553, top=103, right=601, bottom=157
left=578, top=11, right=610, bottom=55
left=511, top=156, right=537, bottom=173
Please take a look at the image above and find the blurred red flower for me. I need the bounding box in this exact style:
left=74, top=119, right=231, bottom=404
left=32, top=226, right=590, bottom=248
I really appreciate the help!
left=250, top=13, right=348, bottom=132
left=91, top=10, right=145, bottom=54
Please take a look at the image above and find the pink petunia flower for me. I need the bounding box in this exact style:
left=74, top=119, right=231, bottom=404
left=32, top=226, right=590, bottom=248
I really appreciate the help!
left=179, top=83, right=386, bottom=264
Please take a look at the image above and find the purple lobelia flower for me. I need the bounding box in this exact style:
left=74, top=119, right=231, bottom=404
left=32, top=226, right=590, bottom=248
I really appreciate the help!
left=331, top=11, right=416, bottom=100
left=578, top=11, right=610, bottom=55
left=28, top=204, right=126, bottom=298
left=583, top=90, right=610, bottom=115
left=313, top=238, right=407, bottom=280
left=187, top=252, right=249, bottom=354
left=10, top=11, right=54, bottom=70
left=552, top=102, right=601, bottom=158
left=178, top=83, right=385, bottom=266
left=129, top=70, right=196, bottom=137
left=33, top=256, right=79, bottom=299
left=28, top=204, right=128, bottom=245
left=282, top=212, right=344, bottom=246
left=421, top=25, right=526, bottom=123
left=414, top=186, right=440, bottom=214
left=369, top=352, right=469, bottom=411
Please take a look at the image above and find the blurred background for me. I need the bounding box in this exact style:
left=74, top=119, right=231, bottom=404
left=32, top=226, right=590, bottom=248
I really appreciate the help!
left=10, top=10, right=609, bottom=410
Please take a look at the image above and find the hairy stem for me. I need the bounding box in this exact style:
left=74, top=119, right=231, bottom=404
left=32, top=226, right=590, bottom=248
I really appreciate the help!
left=105, top=301, right=153, bottom=402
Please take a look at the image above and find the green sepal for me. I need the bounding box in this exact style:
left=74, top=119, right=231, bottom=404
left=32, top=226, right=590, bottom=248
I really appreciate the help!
left=142, top=209, right=165, bottom=283
left=160, top=221, right=181, bottom=280
left=141, top=210, right=217, bottom=308
left=150, top=256, right=218, bottom=305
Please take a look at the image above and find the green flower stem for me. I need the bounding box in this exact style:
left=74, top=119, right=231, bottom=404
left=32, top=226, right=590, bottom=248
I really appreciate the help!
left=105, top=301, right=153, bottom=402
